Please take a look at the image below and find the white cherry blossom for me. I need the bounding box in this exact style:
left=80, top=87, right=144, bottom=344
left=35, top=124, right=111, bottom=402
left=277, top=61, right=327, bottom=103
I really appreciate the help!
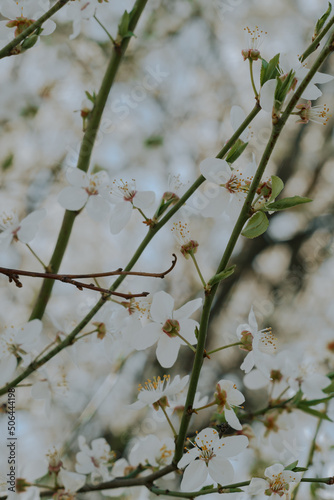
left=236, top=306, right=277, bottom=376
left=178, top=428, right=248, bottom=491
left=248, top=463, right=302, bottom=499
left=129, top=434, right=175, bottom=469
left=106, top=179, right=155, bottom=234
left=75, top=436, right=114, bottom=482
left=0, top=209, right=46, bottom=250
left=58, top=469, right=86, bottom=496
left=131, top=291, right=202, bottom=367
left=0, top=0, right=56, bottom=45
left=0, top=319, right=43, bottom=386
left=61, top=0, right=100, bottom=40
left=199, top=157, right=256, bottom=219
left=230, top=105, right=251, bottom=142
left=260, top=53, right=334, bottom=112
left=130, top=374, right=189, bottom=410
left=58, top=168, right=110, bottom=221
left=214, top=379, right=245, bottom=430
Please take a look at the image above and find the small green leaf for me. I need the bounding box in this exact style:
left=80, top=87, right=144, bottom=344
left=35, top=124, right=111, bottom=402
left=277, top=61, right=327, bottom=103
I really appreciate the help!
left=293, top=467, right=309, bottom=472
left=275, top=69, right=295, bottom=104
left=314, top=3, right=332, bottom=37
left=21, top=34, right=39, bottom=49
left=269, top=175, right=284, bottom=202
left=208, top=266, right=236, bottom=287
left=265, top=196, right=312, bottom=211
left=285, top=461, right=298, bottom=471
left=85, top=91, right=96, bottom=104
left=297, top=404, right=333, bottom=421
left=225, top=139, right=248, bottom=164
left=260, top=53, right=280, bottom=86
left=298, top=395, right=332, bottom=406
left=144, top=135, right=164, bottom=147
left=1, top=152, right=14, bottom=171
left=122, top=30, right=136, bottom=39
left=241, top=212, right=269, bottom=239
left=323, top=380, right=334, bottom=393
left=118, top=10, right=130, bottom=37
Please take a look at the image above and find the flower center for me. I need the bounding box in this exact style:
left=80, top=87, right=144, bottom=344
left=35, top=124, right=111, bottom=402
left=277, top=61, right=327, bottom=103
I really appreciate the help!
left=7, top=17, right=35, bottom=37
left=258, top=327, right=277, bottom=354
left=162, top=319, right=180, bottom=337
left=239, top=330, right=253, bottom=351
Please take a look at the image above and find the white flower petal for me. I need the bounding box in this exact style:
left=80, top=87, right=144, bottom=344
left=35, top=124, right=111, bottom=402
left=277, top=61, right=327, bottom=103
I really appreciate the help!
left=260, top=79, right=277, bottom=112
left=109, top=202, right=132, bottom=234
left=240, top=352, right=255, bottom=373
left=58, top=186, right=88, bottom=210
left=174, top=298, right=202, bottom=320
left=150, top=291, right=174, bottom=323
left=200, top=158, right=231, bottom=185
left=41, top=19, right=57, bottom=36
left=156, top=335, right=180, bottom=368
left=177, top=319, right=198, bottom=344
left=301, top=373, right=330, bottom=399
left=208, top=456, right=234, bottom=484
left=178, top=448, right=199, bottom=469
left=225, top=408, right=242, bottom=430
left=0, top=355, right=17, bottom=385
left=248, top=477, right=268, bottom=494
left=86, top=196, right=110, bottom=221
left=133, top=190, right=155, bottom=209
left=300, top=85, right=322, bottom=100
left=180, top=460, right=208, bottom=491
left=66, top=168, right=88, bottom=188
left=17, top=209, right=46, bottom=243
left=1, top=0, right=20, bottom=18
left=215, top=435, right=248, bottom=457
left=59, top=469, right=86, bottom=492
left=243, top=368, right=269, bottom=389
left=230, top=105, right=249, bottom=142
left=132, top=323, right=160, bottom=350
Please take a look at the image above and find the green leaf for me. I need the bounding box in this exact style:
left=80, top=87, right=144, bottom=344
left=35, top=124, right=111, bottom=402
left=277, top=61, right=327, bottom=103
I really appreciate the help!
left=323, top=379, right=334, bottom=393
left=291, top=390, right=304, bottom=405
left=118, top=10, right=130, bottom=37
left=208, top=266, right=236, bottom=287
left=21, top=34, right=39, bottom=49
left=265, top=196, right=312, bottom=211
left=293, top=467, right=309, bottom=472
left=144, top=135, right=164, bottom=147
left=85, top=91, right=96, bottom=104
left=122, top=30, right=136, bottom=39
left=314, top=3, right=332, bottom=37
left=225, top=139, right=248, bottom=164
left=260, top=53, right=280, bottom=86
left=269, top=175, right=284, bottom=202
left=241, top=212, right=269, bottom=239
left=1, top=152, right=14, bottom=171
left=284, top=461, right=298, bottom=471
left=298, top=395, right=332, bottom=406
left=297, top=404, right=333, bottom=421
left=275, top=70, right=295, bottom=104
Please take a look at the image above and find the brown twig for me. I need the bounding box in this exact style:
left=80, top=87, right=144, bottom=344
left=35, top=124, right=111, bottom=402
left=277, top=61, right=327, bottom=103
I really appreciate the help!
left=0, top=254, right=177, bottom=299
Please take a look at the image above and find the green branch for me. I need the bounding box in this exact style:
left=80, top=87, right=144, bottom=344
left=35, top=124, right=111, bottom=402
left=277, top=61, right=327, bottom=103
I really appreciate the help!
left=0, top=103, right=260, bottom=396
left=29, top=0, right=150, bottom=321
left=300, top=15, right=334, bottom=62
left=173, top=26, right=334, bottom=464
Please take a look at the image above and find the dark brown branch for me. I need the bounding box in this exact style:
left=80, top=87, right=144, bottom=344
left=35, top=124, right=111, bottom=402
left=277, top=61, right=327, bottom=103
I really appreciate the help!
left=0, top=254, right=177, bottom=300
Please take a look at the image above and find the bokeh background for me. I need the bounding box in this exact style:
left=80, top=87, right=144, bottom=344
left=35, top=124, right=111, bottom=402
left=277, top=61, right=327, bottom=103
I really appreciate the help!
left=0, top=0, right=334, bottom=498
